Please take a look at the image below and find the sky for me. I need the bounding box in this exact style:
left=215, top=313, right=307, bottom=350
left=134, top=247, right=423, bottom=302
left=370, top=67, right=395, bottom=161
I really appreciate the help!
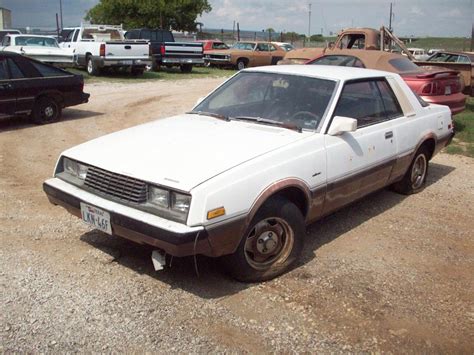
left=0, top=0, right=472, bottom=37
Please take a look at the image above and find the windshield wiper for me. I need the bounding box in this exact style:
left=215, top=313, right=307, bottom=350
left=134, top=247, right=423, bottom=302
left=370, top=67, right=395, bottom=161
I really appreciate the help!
left=231, top=116, right=302, bottom=133
left=187, top=111, right=230, bottom=121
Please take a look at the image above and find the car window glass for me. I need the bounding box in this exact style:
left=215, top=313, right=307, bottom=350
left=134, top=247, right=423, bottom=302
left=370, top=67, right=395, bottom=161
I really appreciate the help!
left=388, top=58, right=420, bottom=72
left=339, top=34, right=365, bottom=49
left=446, top=55, right=459, bottom=63
left=162, top=31, right=173, bottom=42
left=269, top=44, right=277, bottom=51
left=256, top=43, right=269, bottom=51
left=2, top=36, right=10, bottom=46
left=311, top=55, right=366, bottom=68
left=72, top=30, right=79, bottom=42
left=458, top=55, right=470, bottom=63
left=428, top=52, right=450, bottom=62
left=0, top=59, right=8, bottom=80
left=334, top=80, right=386, bottom=128
left=30, top=61, right=66, bottom=77
left=65, top=30, right=74, bottom=42
left=141, top=30, right=151, bottom=40
left=7, top=58, right=25, bottom=79
left=376, top=80, right=403, bottom=118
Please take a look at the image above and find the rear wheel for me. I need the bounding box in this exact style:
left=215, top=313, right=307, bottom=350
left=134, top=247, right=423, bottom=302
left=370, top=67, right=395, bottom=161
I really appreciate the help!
left=32, top=96, right=61, bottom=124
left=86, top=55, right=100, bottom=76
left=180, top=64, right=193, bottom=73
left=392, top=146, right=429, bottom=195
left=222, top=196, right=305, bottom=282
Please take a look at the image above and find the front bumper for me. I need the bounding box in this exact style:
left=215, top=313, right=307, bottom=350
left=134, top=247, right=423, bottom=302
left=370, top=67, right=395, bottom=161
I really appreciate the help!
left=43, top=178, right=212, bottom=257
left=204, top=57, right=232, bottom=65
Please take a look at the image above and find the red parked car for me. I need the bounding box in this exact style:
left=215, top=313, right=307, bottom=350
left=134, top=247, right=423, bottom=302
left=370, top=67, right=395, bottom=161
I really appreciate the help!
left=196, top=39, right=229, bottom=53
left=306, top=49, right=466, bottom=115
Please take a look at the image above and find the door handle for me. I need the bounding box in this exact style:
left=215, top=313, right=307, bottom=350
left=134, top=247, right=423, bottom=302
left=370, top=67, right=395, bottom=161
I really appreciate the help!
left=385, top=131, right=393, bottom=139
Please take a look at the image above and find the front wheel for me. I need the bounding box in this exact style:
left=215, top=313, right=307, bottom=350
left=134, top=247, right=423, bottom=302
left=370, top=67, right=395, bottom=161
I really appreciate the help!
left=32, top=96, right=61, bottom=124
left=236, top=59, right=247, bottom=70
left=392, top=147, right=429, bottom=195
left=222, top=196, right=305, bottom=282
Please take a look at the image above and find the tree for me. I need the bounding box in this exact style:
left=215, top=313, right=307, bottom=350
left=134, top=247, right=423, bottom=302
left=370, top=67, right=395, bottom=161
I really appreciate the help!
left=85, top=0, right=212, bottom=32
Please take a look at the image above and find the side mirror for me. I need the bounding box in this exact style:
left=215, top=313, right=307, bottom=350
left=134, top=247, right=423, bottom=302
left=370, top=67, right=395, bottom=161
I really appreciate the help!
left=327, top=116, right=357, bottom=136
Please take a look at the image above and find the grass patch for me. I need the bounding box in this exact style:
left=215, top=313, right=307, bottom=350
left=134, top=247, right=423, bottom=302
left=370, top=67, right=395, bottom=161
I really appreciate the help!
left=447, top=97, right=474, bottom=158
left=71, top=66, right=235, bottom=83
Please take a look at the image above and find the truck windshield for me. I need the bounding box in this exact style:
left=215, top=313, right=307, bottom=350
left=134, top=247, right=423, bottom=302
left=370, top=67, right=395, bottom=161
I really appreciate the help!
left=193, top=72, right=337, bottom=131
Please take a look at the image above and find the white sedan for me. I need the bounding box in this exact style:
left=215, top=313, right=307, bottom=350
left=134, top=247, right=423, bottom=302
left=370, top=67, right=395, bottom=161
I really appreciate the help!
left=1, top=34, right=75, bottom=67
left=43, top=65, right=454, bottom=282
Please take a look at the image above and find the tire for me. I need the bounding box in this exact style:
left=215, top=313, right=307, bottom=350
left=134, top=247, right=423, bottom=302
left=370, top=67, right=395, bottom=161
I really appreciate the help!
left=222, top=196, right=305, bottom=282
left=86, top=55, right=100, bottom=76
left=392, top=146, right=430, bottom=195
left=236, top=59, right=247, bottom=70
left=32, top=96, right=61, bottom=124
left=180, top=64, right=193, bottom=73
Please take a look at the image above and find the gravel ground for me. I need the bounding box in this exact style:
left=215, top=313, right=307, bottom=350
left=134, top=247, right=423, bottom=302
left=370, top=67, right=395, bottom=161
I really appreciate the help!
left=1, top=78, right=473, bottom=353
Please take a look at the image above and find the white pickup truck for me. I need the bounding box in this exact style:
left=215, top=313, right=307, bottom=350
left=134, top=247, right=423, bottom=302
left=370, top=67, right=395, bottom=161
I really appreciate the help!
left=60, top=24, right=151, bottom=75
left=44, top=65, right=454, bottom=282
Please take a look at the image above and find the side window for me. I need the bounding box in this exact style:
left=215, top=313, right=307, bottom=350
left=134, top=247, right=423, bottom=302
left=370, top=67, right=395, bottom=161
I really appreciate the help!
left=333, top=80, right=386, bottom=128
left=7, top=58, right=25, bottom=79
left=65, top=30, right=74, bottom=42
left=339, top=34, right=365, bottom=49
left=269, top=44, right=277, bottom=52
left=257, top=43, right=269, bottom=51
left=458, top=55, right=470, bottom=63
left=2, top=36, right=10, bottom=46
left=376, top=80, right=403, bottom=118
left=30, top=61, right=66, bottom=77
left=0, top=59, right=8, bottom=80
left=73, top=30, right=79, bottom=42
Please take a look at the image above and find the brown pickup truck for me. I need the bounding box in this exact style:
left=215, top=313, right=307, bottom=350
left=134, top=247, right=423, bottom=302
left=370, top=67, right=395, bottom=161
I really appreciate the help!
left=204, top=41, right=286, bottom=70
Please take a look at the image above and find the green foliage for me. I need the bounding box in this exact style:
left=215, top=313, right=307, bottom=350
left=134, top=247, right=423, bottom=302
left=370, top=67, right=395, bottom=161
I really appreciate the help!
left=446, top=97, right=474, bottom=158
left=85, top=0, right=212, bottom=32
left=310, top=34, right=324, bottom=42
left=282, top=31, right=306, bottom=42
left=407, top=37, right=472, bottom=51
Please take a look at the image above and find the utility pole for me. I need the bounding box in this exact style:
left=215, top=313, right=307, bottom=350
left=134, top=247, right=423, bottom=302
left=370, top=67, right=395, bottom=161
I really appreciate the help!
left=308, top=3, right=312, bottom=39
left=389, top=2, right=393, bottom=31
left=59, top=0, right=63, bottom=29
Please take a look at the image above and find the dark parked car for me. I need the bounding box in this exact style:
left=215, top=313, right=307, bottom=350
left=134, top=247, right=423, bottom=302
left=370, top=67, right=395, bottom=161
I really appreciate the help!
left=0, top=52, right=89, bottom=124
left=125, top=29, right=203, bottom=72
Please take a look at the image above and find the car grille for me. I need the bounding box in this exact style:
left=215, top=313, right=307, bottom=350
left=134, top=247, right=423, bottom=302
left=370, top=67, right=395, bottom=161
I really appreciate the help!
left=84, top=166, right=147, bottom=204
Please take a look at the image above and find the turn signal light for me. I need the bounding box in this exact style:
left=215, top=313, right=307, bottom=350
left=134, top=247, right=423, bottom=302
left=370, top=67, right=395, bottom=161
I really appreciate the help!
left=207, top=207, right=226, bottom=220
left=160, top=44, right=166, bottom=56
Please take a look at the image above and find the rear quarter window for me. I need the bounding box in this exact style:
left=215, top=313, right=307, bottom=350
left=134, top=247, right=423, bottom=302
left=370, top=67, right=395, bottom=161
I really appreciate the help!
left=31, top=61, right=68, bottom=77
left=388, top=58, right=421, bottom=72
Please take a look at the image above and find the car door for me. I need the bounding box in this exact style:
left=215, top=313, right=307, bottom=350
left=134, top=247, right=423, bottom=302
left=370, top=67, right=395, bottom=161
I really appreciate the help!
left=253, top=43, right=271, bottom=66
left=322, top=78, right=402, bottom=214
left=269, top=44, right=285, bottom=65
left=0, top=56, right=16, bottom=118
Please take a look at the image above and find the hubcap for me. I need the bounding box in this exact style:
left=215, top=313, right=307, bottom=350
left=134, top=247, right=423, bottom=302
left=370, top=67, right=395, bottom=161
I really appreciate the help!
left=87, top=60, right=92, bottom=73
left=238, top=62, right=245, bottom=70
left=244, top=217, right=294, bottom=270
left=411, top=154, right=427, bottom=189
left=44, top=106, right=54, bottom=118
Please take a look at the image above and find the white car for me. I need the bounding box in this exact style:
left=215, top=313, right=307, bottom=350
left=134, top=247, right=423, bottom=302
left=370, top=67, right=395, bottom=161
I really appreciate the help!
left=43, top=65, right=454, bottom=282
left=1, top=34, right=75, bottom=67
left=407, top=47, right=430, bottom=61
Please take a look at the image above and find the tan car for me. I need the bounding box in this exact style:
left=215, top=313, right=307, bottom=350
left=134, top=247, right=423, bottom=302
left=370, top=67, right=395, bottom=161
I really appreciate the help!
left=204, top=41, right=286, bottom=70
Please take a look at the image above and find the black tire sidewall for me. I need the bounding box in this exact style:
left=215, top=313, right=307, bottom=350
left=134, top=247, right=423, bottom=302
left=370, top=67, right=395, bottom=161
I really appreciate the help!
left=392, top=147, right=429, bottom=195
left=237, top=60, right=246, bottom=70
left=33, top=97, right=60, bottom=124
left=222, top=196, right=305, bottom=282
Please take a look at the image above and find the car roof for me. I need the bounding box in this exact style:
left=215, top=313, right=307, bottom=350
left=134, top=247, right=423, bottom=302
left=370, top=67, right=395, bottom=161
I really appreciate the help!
left=245, top=64, right=394, bottom=81
left=8, top=34, right=56, bottom=39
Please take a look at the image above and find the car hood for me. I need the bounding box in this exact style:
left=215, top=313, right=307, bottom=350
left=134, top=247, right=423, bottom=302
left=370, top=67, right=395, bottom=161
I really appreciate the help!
left=63, top=114, right=310, bottom=192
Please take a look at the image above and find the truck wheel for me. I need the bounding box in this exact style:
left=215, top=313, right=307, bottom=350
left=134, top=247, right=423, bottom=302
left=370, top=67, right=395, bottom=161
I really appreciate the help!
left=32, top=96, right=61, bottom=124
left=222, top=196, right=305, bottom=282
left=180, top=64, right=193, bottom=73
left=236, top=59, right=247, bottom=70
left=86, top=55, right=100, bottom=76
left=392, top=146, right=430, bottom=195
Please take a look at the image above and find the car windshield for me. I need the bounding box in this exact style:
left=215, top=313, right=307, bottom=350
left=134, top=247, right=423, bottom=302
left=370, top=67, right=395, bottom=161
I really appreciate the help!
left=15, top=36, right=59, bottom=47
left=232, top=42, right=255, bottom=50
left=192, top=72, right=337, bottom=131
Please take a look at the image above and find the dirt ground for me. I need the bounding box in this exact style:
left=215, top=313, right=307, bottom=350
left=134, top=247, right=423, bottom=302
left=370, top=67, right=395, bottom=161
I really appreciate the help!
left=1, top=78, right=473, bottom=353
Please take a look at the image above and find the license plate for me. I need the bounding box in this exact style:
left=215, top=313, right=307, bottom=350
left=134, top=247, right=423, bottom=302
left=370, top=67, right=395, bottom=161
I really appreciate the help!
left=120, top=60, right=133, bottom=65
left=80, top=202, right=112, bottom=235
left=445, top=86, right=451, bottom=95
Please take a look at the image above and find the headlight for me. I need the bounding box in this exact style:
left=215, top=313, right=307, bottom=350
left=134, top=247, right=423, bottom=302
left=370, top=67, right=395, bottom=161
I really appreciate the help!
left=148, top=186, right=169, bottom=209
left=63, top=157, right=88, bottom=180
left=171, top=192, right=191, bottom=213
left=147, top=185, right=191, bottom=223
